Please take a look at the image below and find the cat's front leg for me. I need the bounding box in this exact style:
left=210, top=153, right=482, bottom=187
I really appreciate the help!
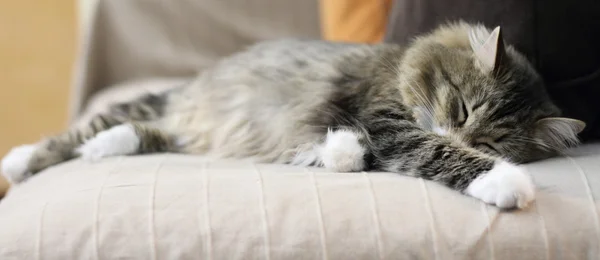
left=368, top=121, right=535, bottom=209
left=463, top=160, right=534, bottom=209
left=292, top=128, right=367, bottom=172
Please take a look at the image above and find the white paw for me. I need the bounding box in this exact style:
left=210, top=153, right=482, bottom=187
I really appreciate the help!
left=1, top=144, right=37, bottom=183
left=319, top=129, right=365, bottom=172
left=465, top=161, right=535, bottom=209
left=76, top=124, right=140, bottom=161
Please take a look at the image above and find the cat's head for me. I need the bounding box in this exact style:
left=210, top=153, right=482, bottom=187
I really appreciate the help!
left=398, top=22, right=585, bottom=163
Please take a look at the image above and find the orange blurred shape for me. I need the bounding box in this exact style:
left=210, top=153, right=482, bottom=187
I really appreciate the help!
left=320, top=0, right=393, bottom=43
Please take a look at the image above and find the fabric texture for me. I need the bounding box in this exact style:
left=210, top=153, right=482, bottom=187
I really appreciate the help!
left=319, top=0, right=392, bottom=43
left=384, top=0, right=600, bottom=141
left=1, top=145, right=600, bottom=259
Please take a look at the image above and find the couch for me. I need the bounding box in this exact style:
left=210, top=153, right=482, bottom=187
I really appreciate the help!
left=1, top=0, right=599, bottom=259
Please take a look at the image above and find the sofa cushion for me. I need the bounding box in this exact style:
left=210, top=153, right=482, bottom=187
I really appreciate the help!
left=1, top=144, right=600, bottom=259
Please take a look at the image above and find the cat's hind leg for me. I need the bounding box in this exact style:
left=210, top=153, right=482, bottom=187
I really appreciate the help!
left=77, top=123, right=173, bottom=161
left=2, top=121, right=174, bottom=184
left=1, top=92, right=170, bottom=184
left=1, top=114, right=124, bottom=183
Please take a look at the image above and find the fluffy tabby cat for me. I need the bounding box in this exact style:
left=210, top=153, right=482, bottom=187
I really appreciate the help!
left=1, top=22, right=585, bottom=209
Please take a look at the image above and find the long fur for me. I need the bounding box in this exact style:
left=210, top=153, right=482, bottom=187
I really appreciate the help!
left=2, top=22, right=586, bottom=209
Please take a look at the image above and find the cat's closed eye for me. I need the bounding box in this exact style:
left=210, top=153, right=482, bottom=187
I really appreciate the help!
left=456, top=99, right=469, bottom=126
left=474, top=134, right=508, bottom=153
left=476, top=142, right=497, bottom=152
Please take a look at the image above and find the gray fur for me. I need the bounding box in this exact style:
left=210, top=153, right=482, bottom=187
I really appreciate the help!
left=17, top=22, right=585, bottom=193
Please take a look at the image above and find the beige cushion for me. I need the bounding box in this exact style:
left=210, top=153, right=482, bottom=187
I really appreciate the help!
left=1, top=144, right=600, bottom=259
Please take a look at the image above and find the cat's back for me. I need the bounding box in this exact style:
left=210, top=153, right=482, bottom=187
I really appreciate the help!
left=176, top=39, right=390, bottom=115
left=239, top=39, right=365, bottom=62
left=210, top=39, right=374, bottom=82
left=161, top=40, right=385, bottom=161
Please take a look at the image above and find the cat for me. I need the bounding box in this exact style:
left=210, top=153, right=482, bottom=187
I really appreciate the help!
left=1, top=22, right=585, bottom=209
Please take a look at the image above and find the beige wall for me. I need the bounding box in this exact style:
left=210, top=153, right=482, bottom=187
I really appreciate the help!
left=0, top=1, right=76, bottom=195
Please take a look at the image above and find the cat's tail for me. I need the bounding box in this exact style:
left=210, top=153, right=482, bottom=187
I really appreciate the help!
left=1, top=92, right=172, bottom=184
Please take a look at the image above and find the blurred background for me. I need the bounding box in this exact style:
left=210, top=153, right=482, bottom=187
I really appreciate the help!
left=0, top=1, right=76, bottom=191
left=0, top=1, right=76, bottom=155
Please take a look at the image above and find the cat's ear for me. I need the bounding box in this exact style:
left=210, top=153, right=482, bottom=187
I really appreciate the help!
left=534, top=117, right=586, bottom=150
left=468, top=26, right=506, bottom=73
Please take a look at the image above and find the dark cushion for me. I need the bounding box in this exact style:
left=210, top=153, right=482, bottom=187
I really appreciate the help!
left=384, top=0, right=600, bottom=141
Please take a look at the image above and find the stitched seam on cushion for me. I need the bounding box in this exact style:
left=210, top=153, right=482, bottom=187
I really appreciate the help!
left=526, top=167, right=551, bottom=260
left=306, top=168, right=329, bottom=260
left=566, top=155, right=600, bottom=254
left=93, top=157, right=123, bottom=260
left=253, top=164, right=271, bottom=260
left=35, top=166, right=74, bottom=260
left=419, top=178, right=440, bottom=259
left=363, top=172, right=384, bottom=259
left=533, top=200, right=551, bottom=260
left=35, top=201, right=49, bottom=260
left=148, top=156, right=166, bottom=260
left=480, top=203, right=495, bottom=260
left=202, top=161, right=213, bottom=260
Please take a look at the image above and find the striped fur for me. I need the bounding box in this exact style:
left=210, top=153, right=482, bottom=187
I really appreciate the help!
left=25, top=93, right=170, bottom=173
left=3, top=22, right=585, bottom=208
